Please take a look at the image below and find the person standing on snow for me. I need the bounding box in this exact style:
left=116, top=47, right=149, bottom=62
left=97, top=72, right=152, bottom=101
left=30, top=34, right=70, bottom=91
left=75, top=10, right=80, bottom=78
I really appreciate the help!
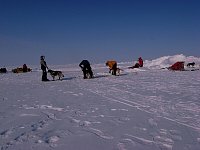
left=40, top=56, right=49, bottom=81
left=79, top=60, right=93, bottom=79
left=22, top=64, right=28, bottom=72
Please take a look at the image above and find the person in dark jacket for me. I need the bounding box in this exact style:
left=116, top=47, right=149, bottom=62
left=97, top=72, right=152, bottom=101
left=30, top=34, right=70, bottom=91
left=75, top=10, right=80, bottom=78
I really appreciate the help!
left=79, top=60, right=93, bottom=79
left=0, top=68, right=7, bottom=73
left=23, top=64, right=28, bottom=72
left=40, top=56, right=49, bottom=81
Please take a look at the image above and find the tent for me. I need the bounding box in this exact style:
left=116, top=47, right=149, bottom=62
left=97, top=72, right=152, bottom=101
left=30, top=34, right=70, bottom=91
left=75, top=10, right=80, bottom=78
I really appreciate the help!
left=168, top=61, right=185, bottom=71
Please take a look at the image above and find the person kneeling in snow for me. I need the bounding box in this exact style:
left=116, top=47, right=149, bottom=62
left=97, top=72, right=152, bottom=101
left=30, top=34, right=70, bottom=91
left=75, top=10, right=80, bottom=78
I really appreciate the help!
left=79, top=60, right=93, bottom=79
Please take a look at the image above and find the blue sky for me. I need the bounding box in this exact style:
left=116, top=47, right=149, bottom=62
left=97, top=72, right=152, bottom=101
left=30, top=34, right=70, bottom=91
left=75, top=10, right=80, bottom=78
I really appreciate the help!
left=0, top=0, right=200, bottom=66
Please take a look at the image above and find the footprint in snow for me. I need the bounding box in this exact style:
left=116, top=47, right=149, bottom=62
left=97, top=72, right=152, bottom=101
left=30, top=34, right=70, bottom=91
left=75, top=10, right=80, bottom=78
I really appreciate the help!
left=169, top=130, right=182, bottom=141
left=64, top=91, right=83, bottom=96
left=117, top=143, right=126, bottom=150
left=86, top=128, right=113, bottom=140
left=14, top=132, right=28, bottom=143
left=148, top=118, right=157, bottom=127
left=118, top=138, right=136, bottom=150
left=197, top=138, right=200, bottom=143
left=153, top=135, right=174, bottom=146
left=48, top=136, right=60, bottom=143
left=0, top=129, right=13, bottom=138
left=45, top=135, right=60, bottom=147
left=66, top=91, right=74, bottom=94
left=113, top=117, right=130, bottom=124
left=72, top=93, right=79, bottom=96
left=70, top=118, right=91, bottom=127
left=156, top=143, right=173, bottom=150
left=125, top=134, right=173, bottom=150
left=124, top=134, right=154, bottom=146
left=31, top=120, right=47, bottom=131
left=72, top=93, right=84, bottom=96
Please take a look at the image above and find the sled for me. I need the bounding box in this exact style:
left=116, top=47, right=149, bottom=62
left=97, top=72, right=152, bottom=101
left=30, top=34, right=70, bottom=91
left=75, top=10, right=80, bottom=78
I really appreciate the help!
left=12, top=67, right=32, bottom=73
left=0, top=68, right=7, bottom=73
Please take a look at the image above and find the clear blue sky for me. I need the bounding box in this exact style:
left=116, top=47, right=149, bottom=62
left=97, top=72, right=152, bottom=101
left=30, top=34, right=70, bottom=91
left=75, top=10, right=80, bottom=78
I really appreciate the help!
left=0, top=0, right=200, bottom=66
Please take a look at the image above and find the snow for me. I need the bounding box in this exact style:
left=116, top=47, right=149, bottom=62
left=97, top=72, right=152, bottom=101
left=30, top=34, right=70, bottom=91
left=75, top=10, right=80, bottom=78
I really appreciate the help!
left=0, top=54, right=200, bottom=150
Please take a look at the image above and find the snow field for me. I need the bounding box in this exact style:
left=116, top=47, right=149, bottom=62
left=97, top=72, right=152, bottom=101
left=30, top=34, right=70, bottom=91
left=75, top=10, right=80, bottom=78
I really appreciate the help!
left=1, top=55, right=200, bottom=150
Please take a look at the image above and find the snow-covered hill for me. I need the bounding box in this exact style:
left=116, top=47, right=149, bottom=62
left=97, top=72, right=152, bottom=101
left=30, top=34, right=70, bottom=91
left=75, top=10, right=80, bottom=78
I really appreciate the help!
left=0, top=55, right=200, bottom=150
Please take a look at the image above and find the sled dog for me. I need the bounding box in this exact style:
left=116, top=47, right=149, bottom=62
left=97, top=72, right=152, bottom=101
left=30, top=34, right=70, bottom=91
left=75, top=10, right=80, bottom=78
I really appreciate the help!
left=187, top=62, right=195, bottom=67
left=110, top=68, right=123, bottom=75
left=48, top=69, right=64, bottom=80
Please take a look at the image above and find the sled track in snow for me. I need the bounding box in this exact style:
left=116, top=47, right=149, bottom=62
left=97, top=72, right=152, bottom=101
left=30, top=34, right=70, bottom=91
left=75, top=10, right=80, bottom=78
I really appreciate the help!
left=74, top=77, right=200, bottom=131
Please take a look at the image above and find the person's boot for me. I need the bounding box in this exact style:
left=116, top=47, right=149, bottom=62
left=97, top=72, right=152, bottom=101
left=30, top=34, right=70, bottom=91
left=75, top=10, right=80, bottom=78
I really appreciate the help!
left=42, top=74, right=49, bottom=81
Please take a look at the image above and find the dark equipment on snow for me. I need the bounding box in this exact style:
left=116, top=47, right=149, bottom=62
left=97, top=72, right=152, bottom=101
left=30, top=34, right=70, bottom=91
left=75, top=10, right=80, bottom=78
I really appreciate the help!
left=0, top=68, right=7, bottom=73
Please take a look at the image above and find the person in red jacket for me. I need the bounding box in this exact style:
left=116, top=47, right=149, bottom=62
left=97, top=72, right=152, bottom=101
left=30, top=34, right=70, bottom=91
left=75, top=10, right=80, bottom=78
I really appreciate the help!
left=138, top=57, right=143, bottom=67
left=128, top=57, right=144, bottom=69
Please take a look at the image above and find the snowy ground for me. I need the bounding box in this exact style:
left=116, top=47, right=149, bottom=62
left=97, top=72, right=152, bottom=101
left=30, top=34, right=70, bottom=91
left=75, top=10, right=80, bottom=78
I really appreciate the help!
left=1, top=55, right=200, bottom=150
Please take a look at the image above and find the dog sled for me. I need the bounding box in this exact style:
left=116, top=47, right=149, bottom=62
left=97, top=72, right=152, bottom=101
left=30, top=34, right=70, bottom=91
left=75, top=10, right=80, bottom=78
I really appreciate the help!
left=12, top=67, right=32, bottom=73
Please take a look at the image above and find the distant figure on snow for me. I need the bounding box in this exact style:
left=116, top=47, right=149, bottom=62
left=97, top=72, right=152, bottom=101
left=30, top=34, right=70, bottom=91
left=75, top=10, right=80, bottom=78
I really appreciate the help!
left=106, top=60, right=117, bottom=75
left=0, top=68, right=7, bottom=73
left=23, top=64, right=28, bottom=72
left=40, top=55, right=49, bottom=81
left=79, top=60, right=93, bottom=79
left=187, top=62, right=195, bottom=67
left=129, top=57, right=143, bottom=69
left=138, top=57, right=143, bottom=67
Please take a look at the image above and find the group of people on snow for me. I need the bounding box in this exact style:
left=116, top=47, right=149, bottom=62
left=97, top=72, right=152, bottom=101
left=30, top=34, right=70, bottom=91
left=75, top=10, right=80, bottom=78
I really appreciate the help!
left=0, top=56, right=143, bottom=80
left=1, top=55, right=198, bottom=81
left=40, top=56, right=94, bottom=81
left=40, top=56, right=143, bottom=81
